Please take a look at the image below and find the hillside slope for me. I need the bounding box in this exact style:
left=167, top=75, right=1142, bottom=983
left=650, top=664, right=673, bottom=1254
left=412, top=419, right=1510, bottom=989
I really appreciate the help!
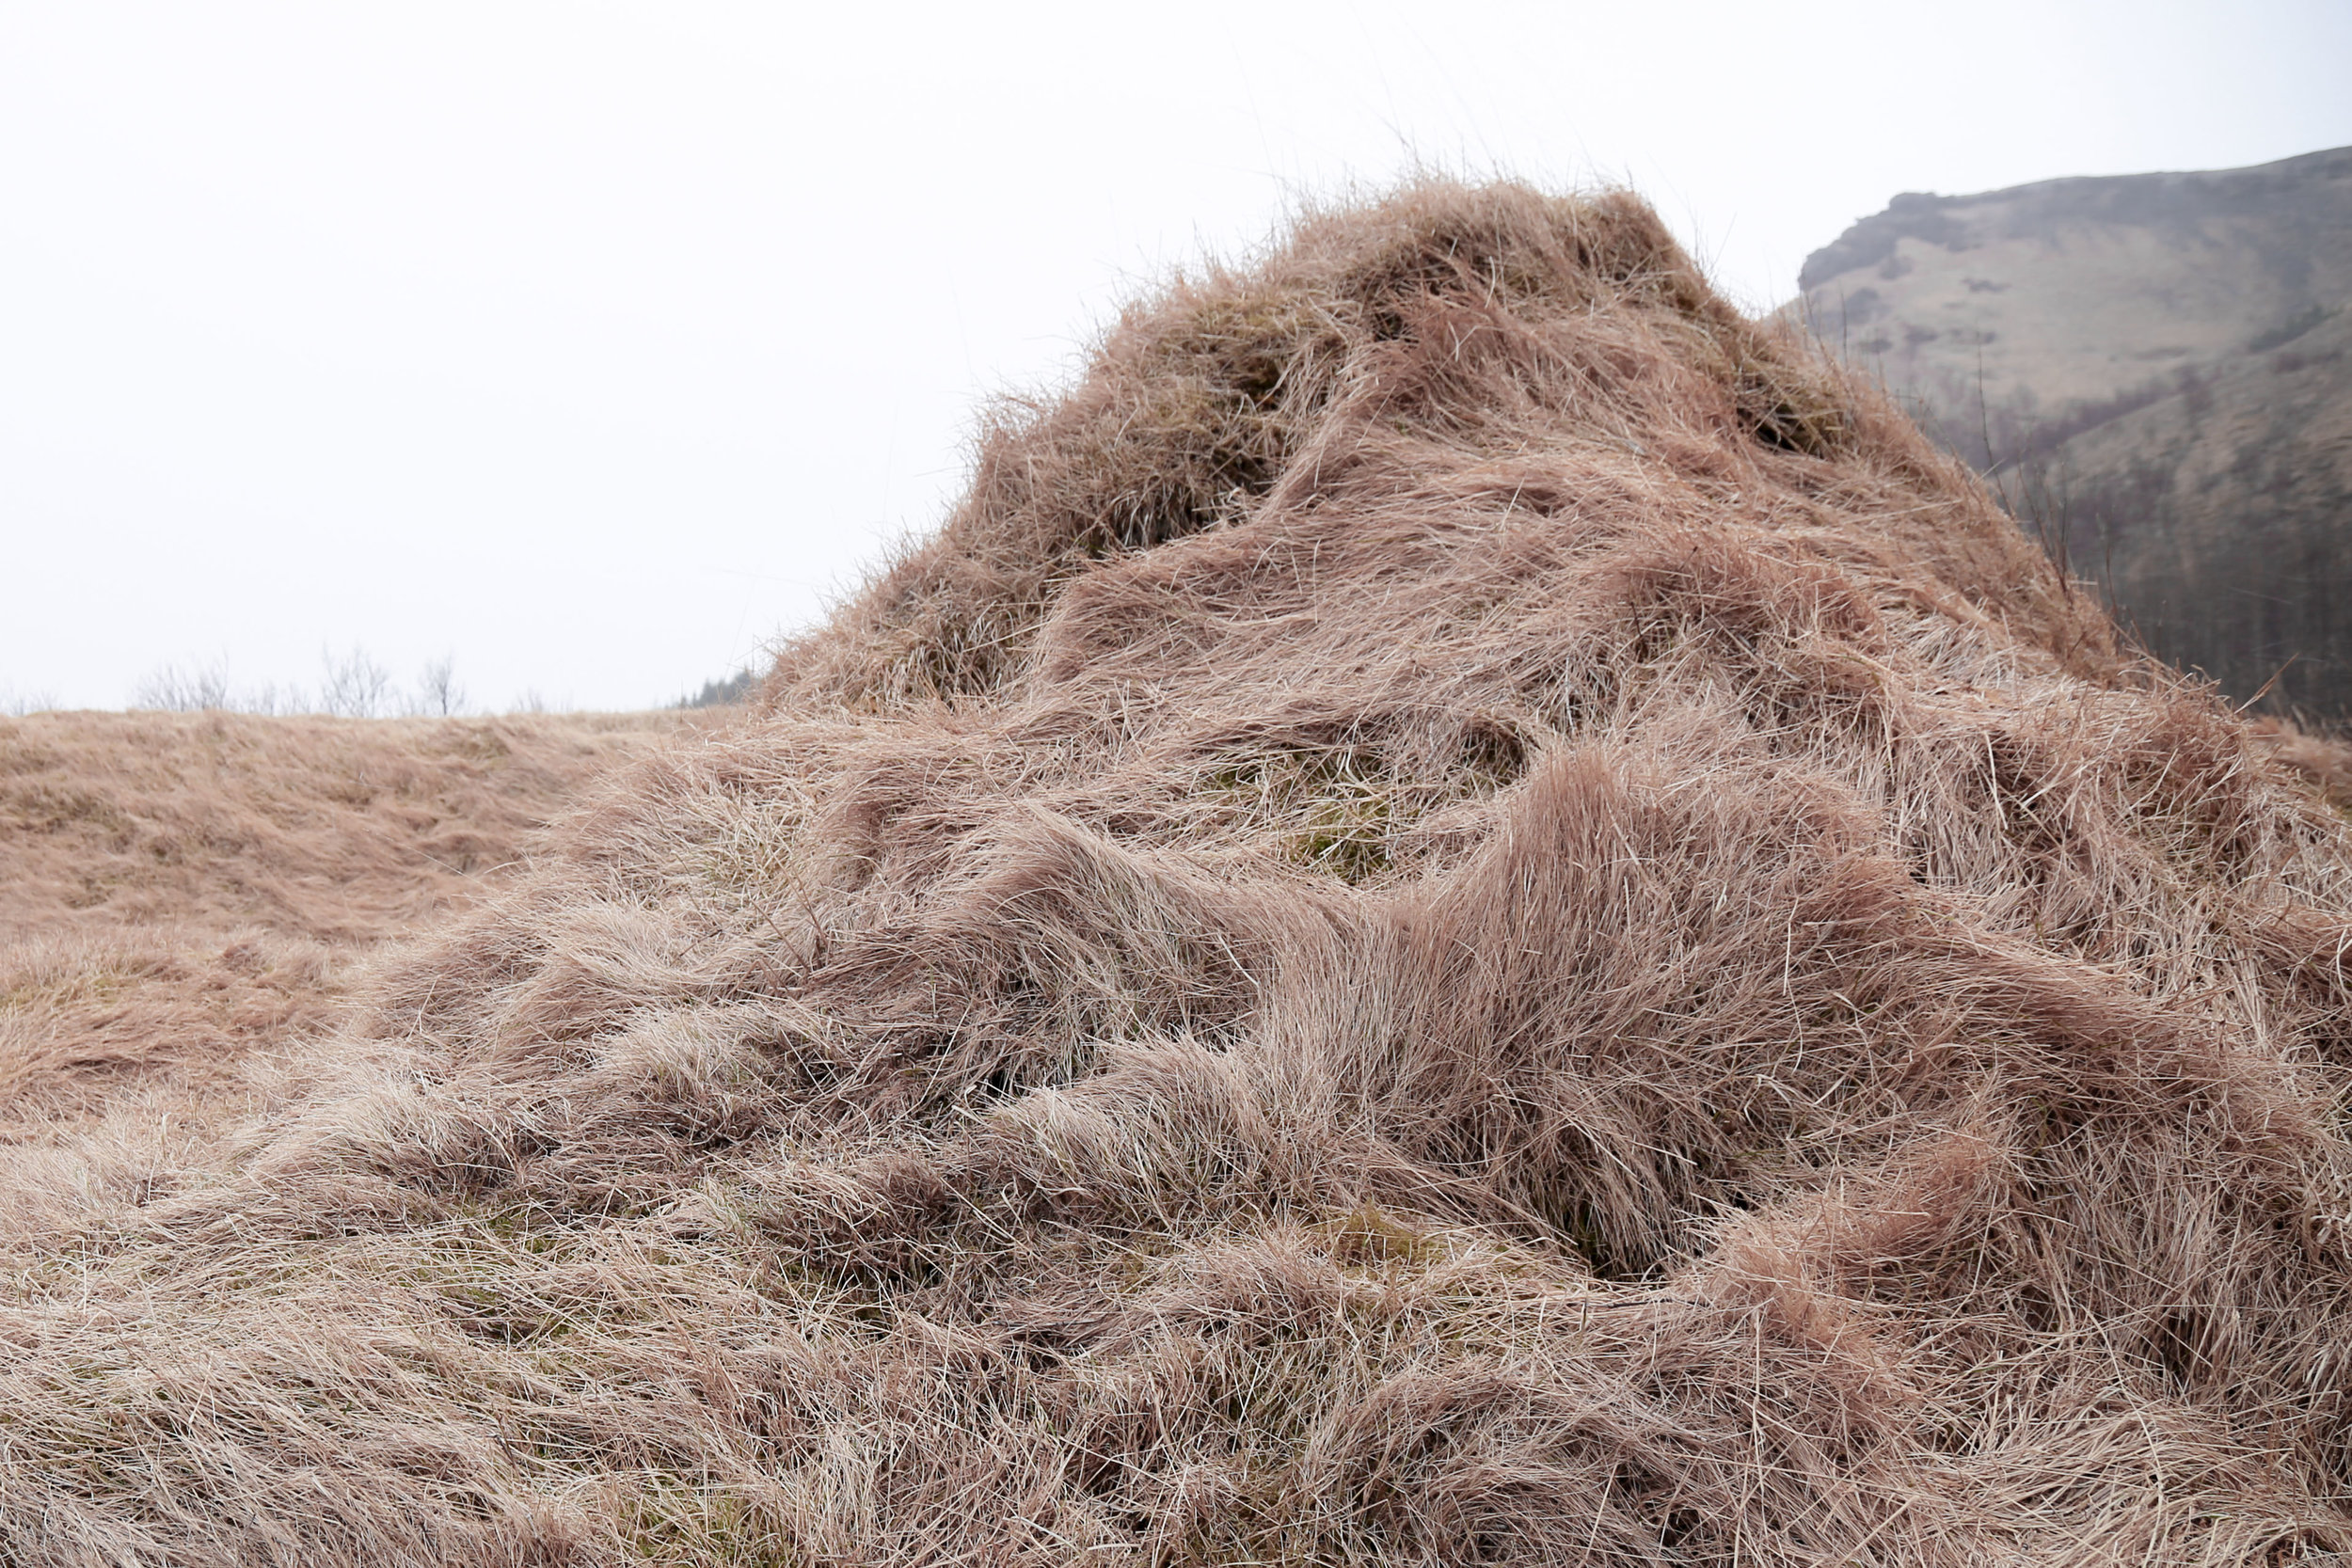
left=1794, top=146, right=2352, bottom=717
left=11, top=182, right=2352, bottom=1565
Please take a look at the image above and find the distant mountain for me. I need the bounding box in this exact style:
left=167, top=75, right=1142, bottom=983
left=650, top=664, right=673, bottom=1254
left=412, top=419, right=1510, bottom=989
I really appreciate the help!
left=1794, top=147, right=2352, bottom=718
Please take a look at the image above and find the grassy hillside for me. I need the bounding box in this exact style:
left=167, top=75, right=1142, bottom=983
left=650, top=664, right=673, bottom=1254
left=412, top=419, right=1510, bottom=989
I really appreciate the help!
left=12, top=182, right=2352, bottom=1564
left=1794, top=146, right=2352, bottom=718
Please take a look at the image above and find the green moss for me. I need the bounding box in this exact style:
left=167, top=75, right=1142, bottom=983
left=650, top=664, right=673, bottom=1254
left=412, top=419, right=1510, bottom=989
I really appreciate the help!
left=1322, top=1204, right=1442, bottom=1268
left=1195, top=745, right=1399, bottom=884
left=614, top=1477, right=807, bottom=1566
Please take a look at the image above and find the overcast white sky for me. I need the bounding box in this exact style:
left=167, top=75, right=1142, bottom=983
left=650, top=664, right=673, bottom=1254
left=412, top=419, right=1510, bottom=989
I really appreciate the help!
left=4, top=1, right=2348, bottom=712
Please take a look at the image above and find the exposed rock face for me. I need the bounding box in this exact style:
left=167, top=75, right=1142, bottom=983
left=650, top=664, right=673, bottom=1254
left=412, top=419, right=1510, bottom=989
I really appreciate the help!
left=1795, top=147, right=2352, bottom=718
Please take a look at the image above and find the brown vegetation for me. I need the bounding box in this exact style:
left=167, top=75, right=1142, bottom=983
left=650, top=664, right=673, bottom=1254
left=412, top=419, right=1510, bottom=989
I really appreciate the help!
left=10, top=182, right=2352, bottom=1564
left=0, top=709, right=703, bottom=1242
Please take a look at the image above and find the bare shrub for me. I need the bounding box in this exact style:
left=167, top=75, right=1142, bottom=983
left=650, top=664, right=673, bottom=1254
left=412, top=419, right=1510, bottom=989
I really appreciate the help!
left=130, top=662, right=310, bottom=715
left=122, top=651, right=480, bottom=720
left=10, top=181, right=2352, bottom=1564
left=318, top=645, right=393, bottom=719
left=0, top=684, right=57, bottom=717
left=240, top=679, right=311, bottom=716
left=131, top=659, right=232, bottom=711
left=409, top=654, right=467, bottom=718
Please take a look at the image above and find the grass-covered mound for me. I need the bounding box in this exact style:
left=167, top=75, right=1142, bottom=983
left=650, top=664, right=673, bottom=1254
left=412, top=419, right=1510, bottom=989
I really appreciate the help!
left=11, top=182, right=2352, bottom=1565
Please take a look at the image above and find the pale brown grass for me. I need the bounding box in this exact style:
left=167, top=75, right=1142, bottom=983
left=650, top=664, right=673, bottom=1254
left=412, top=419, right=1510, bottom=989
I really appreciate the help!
left=2252, top=717, right=2352, bottom=812
left=0, top=709, right=706, bottom=1245
left=8, top=182, right=2352, bottom=1564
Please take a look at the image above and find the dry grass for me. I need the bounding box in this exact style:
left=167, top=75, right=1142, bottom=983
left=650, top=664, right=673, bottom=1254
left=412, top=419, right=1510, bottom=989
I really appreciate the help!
left=10, top=182, right=2352, bottom=1564
left=0, top=709, right=706, bottom=1244
left=2252, top=717, right=2352, bottom=812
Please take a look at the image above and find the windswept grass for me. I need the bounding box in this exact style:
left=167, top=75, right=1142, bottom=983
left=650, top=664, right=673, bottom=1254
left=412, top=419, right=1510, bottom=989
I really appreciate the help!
left=10, top=181, right=2352, bottom=1564
left=0, top=709, right=706, bottom=1249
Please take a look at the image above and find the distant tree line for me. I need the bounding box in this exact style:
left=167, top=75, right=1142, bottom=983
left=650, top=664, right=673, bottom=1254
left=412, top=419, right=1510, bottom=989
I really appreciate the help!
left=679, top=668, right=757, bottom=708
left=126, top=648, right=473, bottom=717
left=0, top=652, right=771, bottom=720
